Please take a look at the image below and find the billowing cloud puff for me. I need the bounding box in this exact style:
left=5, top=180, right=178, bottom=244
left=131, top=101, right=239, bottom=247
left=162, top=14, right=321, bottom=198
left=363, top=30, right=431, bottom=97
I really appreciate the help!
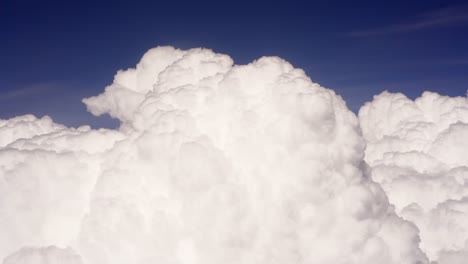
left=0, top=115, right=65, bottom=148
left=1, top=47, right=431, bottom=264
left=0, top=115, right=122, bottom=260
left=359, top=91, right=468, bottom=263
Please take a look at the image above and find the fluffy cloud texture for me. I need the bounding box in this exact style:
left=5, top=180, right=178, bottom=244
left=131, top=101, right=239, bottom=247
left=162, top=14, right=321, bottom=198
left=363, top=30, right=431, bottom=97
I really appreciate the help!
left=0, top=46, right=464, bottom=264
left=3, top=246, right=83, bottom=264
left=360, top=91, right=468, bottom=263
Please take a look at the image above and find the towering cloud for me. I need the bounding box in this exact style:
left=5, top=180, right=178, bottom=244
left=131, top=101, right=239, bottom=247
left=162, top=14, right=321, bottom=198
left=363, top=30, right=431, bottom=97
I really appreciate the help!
left=0, top=47, right=433, bottom=264
left=360, top=91, right=468, bottom=264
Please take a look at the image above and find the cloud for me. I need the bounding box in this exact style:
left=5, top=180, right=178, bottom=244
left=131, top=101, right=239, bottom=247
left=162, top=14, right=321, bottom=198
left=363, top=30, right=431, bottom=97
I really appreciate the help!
left=359, top=91, right=468, bottom=262
left=0, top=83, right=55, bottom=102
left=0, top=115, right=64, bottom=147
left=0, top=47, right=430, bottom=264
left=348, top=6, right=468, bottom=37
left=3, top=246, right=83, bottom=264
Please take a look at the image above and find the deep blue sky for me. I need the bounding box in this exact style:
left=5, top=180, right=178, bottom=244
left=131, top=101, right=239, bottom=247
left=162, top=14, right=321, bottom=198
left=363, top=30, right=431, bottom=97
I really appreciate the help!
left=2, top=0, right=468, bottom=128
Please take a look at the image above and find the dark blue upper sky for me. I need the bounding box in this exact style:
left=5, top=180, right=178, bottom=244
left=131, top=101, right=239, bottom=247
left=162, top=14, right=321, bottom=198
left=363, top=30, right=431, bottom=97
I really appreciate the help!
left=2, top=0, right=468, bottom=128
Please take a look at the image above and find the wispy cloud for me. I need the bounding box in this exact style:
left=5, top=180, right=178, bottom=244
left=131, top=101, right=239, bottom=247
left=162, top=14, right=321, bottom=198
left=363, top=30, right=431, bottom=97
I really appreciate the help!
left=0, top=83, right=55, bottom=101
left=348, top=6, right=468, bottom=37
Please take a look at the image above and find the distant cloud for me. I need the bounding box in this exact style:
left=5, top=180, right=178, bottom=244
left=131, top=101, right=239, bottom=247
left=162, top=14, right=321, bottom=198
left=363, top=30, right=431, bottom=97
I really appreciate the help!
left=0, top=83, right=54, bottom=101
left=348, top=6, right=468, bottom=37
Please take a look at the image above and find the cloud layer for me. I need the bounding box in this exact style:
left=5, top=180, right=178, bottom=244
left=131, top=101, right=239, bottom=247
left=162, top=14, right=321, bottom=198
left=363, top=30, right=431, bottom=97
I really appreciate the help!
left=1, top=46, right=465, bottom=263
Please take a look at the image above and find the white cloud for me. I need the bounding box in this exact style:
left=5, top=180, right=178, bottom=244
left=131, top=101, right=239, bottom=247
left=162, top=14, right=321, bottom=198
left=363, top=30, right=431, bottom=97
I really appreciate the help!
left=0, top=47, right=433, bottom=264
left=0, top=115, right=65, bottom=147
left=3, top=246, right=83, bottom=264
left=359, top=91, right=468, bottom=262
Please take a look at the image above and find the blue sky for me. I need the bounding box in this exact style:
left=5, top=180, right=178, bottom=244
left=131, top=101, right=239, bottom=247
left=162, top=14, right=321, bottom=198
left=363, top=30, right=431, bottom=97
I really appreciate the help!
left=1, top=0, right=468, bottom=128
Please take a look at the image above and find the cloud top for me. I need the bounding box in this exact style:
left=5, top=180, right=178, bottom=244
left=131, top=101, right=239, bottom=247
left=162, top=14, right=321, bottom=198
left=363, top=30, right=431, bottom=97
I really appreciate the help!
left=360, top=91, right=468, bottom=263
left=0, top=46, right=437, bottom=264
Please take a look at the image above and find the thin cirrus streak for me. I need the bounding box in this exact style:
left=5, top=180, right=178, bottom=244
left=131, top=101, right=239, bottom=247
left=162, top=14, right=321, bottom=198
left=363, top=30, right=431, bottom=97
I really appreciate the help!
left=347, top=5, right=468, bottom=37
left=0, top=46, right=466, bottom=264
left=0, top=83, right=55, bottom=102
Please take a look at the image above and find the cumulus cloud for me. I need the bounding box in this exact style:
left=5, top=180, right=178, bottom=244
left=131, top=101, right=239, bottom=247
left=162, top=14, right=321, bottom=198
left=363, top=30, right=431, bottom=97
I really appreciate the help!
left=0, top=115, right=65, bottom=147
left=0, top=47, right=434, bottom=264
left=359, top=91, right=468, bottom=263
left=3, top=246, right=83, bottom=264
